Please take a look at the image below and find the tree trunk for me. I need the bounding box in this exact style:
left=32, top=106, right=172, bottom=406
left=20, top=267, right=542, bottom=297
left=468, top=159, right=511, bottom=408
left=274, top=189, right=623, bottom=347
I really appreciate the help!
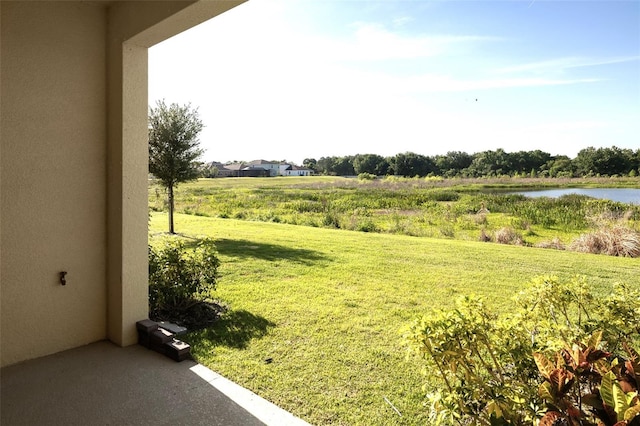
left=168, top=184, right=175, bottom=234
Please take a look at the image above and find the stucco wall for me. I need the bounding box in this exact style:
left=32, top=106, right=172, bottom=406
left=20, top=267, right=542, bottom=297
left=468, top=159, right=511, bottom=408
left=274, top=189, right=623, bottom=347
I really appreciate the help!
left=1, top=2, right=108, bottom=366
left=1, top=0, right=246, bottom=367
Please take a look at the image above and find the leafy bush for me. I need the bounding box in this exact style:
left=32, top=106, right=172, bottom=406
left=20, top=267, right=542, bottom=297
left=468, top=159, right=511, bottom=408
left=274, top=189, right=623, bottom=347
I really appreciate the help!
left=439, top=225, right=455, bottom=238
left=403, top=276, right=640, bottom=426
left=404, top=296, right=540, bottom=425
left=358, top=172, right=376, bottom=181
left=322, top=212, right=341, bottom=228
left=149, top=238, right=221, bottom=327
left=427, top=190, right=461, bottom=202
left=535, top=334, right=640, bottom=426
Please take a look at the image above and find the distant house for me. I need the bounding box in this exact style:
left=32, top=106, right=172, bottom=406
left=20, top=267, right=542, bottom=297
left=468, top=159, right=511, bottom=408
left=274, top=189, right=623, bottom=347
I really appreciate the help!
left=248, top=159, right=280, bottom=177
left=205, top=161, right=233, bottom=177
left=219, top=162, right=245, bottom=177
left=281, top=164, right=313, bottom=176
left=207, top=160, right=313, bottom=177
left=239, top=165, right=270, bottom=177
left=279, top=164, right=291, bottom=175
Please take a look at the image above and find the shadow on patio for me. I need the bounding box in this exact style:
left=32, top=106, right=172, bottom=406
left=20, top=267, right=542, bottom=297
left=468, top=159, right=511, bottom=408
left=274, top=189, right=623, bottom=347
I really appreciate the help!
left=1, top=341, right=309, bottom=426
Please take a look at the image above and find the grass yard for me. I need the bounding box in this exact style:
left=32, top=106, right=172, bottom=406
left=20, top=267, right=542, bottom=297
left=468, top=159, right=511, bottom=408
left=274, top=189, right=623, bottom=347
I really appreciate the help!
left=149, top=212, right=639, bottom=426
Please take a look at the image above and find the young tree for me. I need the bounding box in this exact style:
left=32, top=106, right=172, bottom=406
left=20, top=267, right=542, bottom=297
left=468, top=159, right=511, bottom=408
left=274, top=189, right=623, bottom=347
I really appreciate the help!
left=149, top=100, right=204, bottom=234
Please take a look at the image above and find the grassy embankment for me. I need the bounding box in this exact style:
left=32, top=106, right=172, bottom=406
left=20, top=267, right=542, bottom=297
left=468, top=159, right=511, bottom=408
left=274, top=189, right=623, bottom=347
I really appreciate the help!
left=149, top=176, right=640, bottom=249
left=149, top=209, right=639, bottom=426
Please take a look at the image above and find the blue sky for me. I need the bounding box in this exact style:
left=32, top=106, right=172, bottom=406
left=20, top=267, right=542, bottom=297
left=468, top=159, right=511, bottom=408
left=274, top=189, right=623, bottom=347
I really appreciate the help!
left=149, top=0, right=640, bottom=165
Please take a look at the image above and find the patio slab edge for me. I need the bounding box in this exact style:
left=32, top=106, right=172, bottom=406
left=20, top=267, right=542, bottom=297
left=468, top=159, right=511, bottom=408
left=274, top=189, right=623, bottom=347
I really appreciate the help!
left=190, top=363, right=311, bottom=426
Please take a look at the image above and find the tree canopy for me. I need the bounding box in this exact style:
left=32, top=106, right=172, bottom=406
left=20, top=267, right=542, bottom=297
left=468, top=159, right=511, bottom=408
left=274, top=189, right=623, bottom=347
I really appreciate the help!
left=303, top=146, right=639, bottom=178
left=149, top=100, right=204, bottom=233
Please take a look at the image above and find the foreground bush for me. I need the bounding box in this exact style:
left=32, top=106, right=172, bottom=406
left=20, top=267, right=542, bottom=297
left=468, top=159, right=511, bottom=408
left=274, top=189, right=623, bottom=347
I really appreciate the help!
left=403, top=276, right=640, bottom=425
left=534, top=335, right=640, bottom=426
left=149, top=238, right=222, bottom=327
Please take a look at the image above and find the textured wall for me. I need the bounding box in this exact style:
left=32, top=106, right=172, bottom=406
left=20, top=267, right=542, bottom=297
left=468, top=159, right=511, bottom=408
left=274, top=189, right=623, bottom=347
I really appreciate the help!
left=104, top=0, right=245, bottom=348
left=1, top=0, right=246, bottom=367
left=1, top=1, right=108, bottom=366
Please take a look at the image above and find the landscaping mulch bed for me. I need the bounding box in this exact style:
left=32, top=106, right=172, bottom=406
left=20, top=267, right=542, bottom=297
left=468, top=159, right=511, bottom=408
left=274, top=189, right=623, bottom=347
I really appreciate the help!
left=150, top=300, right=227, bottom=330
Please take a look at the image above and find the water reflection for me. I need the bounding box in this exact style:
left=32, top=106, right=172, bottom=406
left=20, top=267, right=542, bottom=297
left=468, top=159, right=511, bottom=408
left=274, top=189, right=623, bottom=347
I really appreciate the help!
left=511, top=188, right=640, bottom=204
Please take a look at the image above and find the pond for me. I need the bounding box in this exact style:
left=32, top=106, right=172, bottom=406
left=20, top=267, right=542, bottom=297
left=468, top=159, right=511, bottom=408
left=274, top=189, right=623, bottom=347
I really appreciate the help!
left=511, top=188, right=640, bottom=204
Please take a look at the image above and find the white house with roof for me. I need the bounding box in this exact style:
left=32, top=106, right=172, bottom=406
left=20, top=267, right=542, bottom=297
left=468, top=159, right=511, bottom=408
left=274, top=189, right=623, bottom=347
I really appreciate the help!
left=207, top=160, right=314, bottom=177
left=280, top=164, right=313, bottom=176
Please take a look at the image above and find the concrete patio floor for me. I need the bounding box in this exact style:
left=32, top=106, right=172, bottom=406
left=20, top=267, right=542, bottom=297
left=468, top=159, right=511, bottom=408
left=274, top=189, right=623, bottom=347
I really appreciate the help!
left=1, top=341, right=310, bottom=426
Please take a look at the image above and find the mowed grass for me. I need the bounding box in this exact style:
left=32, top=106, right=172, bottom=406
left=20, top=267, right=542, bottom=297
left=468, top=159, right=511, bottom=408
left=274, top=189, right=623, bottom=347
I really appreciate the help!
left=149, top=212, right=639, bottom=426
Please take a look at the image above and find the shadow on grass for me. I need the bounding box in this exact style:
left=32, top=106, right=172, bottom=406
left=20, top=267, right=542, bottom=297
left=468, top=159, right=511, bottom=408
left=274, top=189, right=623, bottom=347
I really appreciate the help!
left=213, top=238, right=328, bottom=265
left=158, top=236, right=328, bottom=266
left=191, top=309, right=275, bottom=349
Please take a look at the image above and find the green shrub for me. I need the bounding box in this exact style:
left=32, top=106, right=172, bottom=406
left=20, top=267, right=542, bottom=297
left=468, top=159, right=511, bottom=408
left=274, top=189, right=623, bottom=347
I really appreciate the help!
left=403, top=296, right=539, bottom=425
left=357, top=172, right=376, bottom=181
left=356, top=219, right=378, bottom=233
left=323, top=212, right=341, bottom=228
left=439, top=225, right=455, bottom=238
left=289, top=200, right=325, bottom=213
left=427, top=190, right=460, bottom=202
left=149, top=238, right=221, bottom=327
left=403, top=276, right=640, bottom=425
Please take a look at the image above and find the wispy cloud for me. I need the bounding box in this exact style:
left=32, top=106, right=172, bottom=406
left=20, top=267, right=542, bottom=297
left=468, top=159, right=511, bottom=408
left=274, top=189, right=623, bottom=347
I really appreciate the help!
left=495, top=56, right=640, bottom=74
left=392, top=16, right=414, bottom=28
left=323, top=69, right=602, bottom=96
left=404, top=75, right=601, bottom=93
left=322, top=22, right=498, bottom=62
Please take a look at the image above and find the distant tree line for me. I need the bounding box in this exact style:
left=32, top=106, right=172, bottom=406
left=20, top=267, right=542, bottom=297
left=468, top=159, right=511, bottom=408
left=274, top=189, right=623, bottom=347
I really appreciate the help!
left=302, top=146, right=640, bottom=178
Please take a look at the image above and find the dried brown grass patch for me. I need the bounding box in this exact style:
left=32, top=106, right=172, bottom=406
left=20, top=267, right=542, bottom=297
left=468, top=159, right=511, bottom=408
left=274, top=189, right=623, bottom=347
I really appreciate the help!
left=569, top=226, right=640, bottom=257
left=478, top=228, right=492, bottom=242
left=535, top=237, right=566, bottom=250
left=474, top=213, right=488, bottom=225
left=494, top=227, right=524, bottom=245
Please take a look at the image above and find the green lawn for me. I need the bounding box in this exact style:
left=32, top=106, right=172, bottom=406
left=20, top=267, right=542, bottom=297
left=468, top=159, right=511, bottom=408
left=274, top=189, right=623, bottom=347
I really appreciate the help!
left=149, top=212, right=638, bottom=425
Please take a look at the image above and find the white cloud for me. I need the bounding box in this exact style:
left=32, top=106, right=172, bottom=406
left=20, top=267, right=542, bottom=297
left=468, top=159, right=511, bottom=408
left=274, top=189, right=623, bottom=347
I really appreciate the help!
left=392, top=16, right=413, bottom=28
left=365, top=73, right=601, bottom=95
left=319, top=22, right=497, bottom=62
left=495, top=56, right=640, bottom=75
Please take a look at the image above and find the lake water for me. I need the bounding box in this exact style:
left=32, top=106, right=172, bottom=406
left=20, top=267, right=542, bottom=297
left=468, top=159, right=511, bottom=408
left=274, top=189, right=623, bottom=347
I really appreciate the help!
left=512, top=188, right=640, bottom=204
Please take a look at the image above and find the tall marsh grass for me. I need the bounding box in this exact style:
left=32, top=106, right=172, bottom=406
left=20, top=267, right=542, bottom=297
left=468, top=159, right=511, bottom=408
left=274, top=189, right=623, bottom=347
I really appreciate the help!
left=569, top=226, right=640, bottom=257
left=150, top=177, right=640, bottom=255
